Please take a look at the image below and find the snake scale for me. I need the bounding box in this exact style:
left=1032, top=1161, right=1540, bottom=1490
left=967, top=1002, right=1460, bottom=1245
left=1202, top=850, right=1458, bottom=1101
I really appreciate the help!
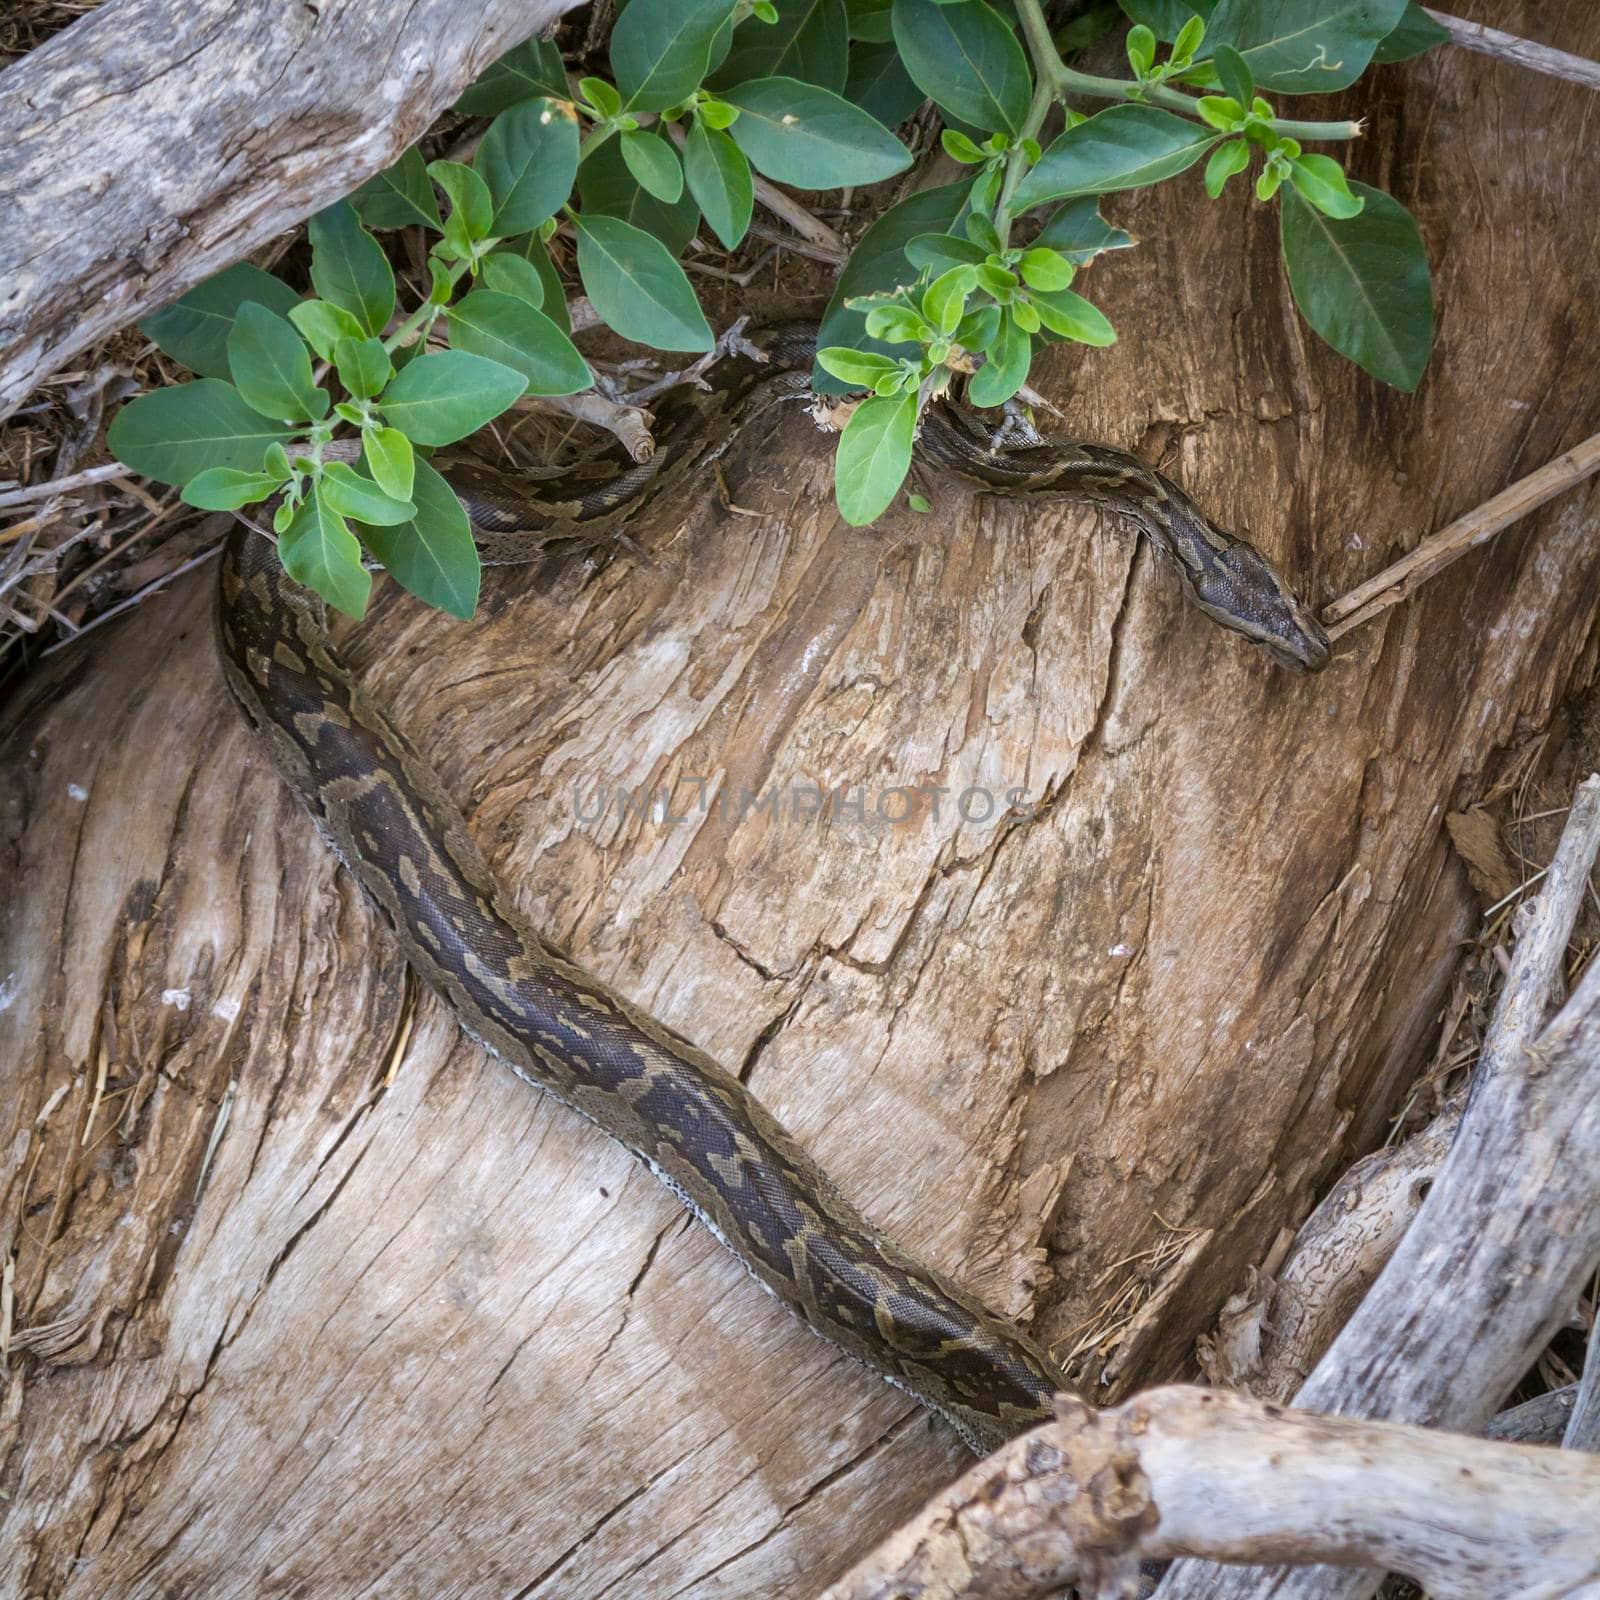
left=217, top=324, right=1329, bottom=1455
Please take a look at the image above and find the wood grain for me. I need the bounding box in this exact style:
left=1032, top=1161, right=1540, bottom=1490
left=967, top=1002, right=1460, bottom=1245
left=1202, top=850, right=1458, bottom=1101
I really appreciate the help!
left=0, top=0, right=578, bottom=418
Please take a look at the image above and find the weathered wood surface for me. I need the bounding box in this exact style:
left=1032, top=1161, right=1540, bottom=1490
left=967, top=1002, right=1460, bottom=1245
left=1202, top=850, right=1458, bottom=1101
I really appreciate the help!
left=0, top=0, right=577, bottom=419
left=4, top=4, right=1600, bottom=1596
left=821, top=1387, right=1600, bottom=1600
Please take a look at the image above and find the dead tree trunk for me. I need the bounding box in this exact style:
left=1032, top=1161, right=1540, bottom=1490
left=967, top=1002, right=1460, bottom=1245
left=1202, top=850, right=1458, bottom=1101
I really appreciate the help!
left=2, top=3, right=1599, bottom=1597
left=0, top=0, right=577, bottom=419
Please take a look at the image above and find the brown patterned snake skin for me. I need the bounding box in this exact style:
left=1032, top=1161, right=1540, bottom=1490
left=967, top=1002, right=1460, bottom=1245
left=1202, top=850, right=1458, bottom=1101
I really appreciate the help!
left=216, top=324, right=1329, bottom=1455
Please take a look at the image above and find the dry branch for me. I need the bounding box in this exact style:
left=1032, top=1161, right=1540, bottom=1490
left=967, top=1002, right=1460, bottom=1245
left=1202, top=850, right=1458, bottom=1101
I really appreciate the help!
left=0, top=0, right=578, bottom=419
left=1487, top=1383, right=1578, bottom=1444
left=817, top=1387, right=1600, bottom=1600
left=1322, top=431, right=1600, bottom=641
left=1244, top=1115, right=1457, bottom=1401
left=1568, top=1308, right=1600, bottom=1452
left=1246, top=776, right=1600, bottom=1401
left=1425, top=9, right=1600, bottom=92
left=1159, top=774, right=1600, bottom=1600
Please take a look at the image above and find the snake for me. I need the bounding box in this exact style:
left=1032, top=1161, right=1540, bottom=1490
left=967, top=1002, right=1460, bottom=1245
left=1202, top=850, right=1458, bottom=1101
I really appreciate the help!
left=216, top=323, right=1330, bottom=1456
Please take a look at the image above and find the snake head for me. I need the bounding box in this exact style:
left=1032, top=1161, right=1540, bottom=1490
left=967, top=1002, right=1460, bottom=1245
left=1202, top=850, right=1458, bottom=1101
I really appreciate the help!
left=1186, top=539, right=1332, bottom=674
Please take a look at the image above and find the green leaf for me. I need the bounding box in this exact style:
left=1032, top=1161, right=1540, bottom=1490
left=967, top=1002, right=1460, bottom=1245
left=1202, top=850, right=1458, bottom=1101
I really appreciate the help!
left=1118, top=0, right=1218, bottom=40
left=580, top=76, right=624, bottom=118
left=480, top=252, right=547, bottom=308
left=578, top=137, right=701, bottom=254
left=923, top=265, right=975, bottom=333
left=456, top=36, right=570, bottom=115
left=1280, top=181, right=1432, bottom=389
left=1204, top=136, right=1251, bottom=196
left=496, top=237, right=570, bottom=331
left=965, top=212, right=1003, bottom=253
left=180, top=466, right=287, bottom=511
left=816, top=347, right=903, bottom=385
left=860, top=302, right=928, bottom=343
left=428, top=160, right=495, bottom=247
left=713, top=0, right=849, bottom=89
left=1030, top=198, right=1132, bottom=264
left=226, top=303, right=326, bottom=424
left=1126, top=22, right=1157, bottom=75
left=814, top=180, right=967, bottom=392
left=1014, top=105, right=1218, bottom=207
left=280, top=487, right=371, bottom=619
left=289, top=299, right=366, bottom=362
left=476, top=98, right=580, bottom=235
left=1372, top=0, right=1448, bottom=61
left=1029, top=286, right=1117, bottom=345
left=953, top=302, right=1000, bottom=352
left=358, top=456, right=481, bottom=619
left=333, top=335, right=393, bottom=399
left=378, top=349, right=529, bottom=445
left=446, top=289, right=592, bottom=396
left=844, top=42, right=925, bottom=126
left=906, top=231, right=987, bottom=270
left=1197, top=94, right=1245, bottom=131
left=308, top=202, right=396, bottom=337
left=619, top=130, right=685, bottom=203
left=364, top=425, right=415, bottom=501
left=1011, top=297, right=1041, bottom=335
left=891, top=0, right=1032, bottom=136
left=138, top=263, right=302, bottom=380
left=611, top=0, right=740, bottom=111
left=1213, top=41, right=1255, bottom=104
left=1288, top=152, right=1363, bottom=218
left=967, top=310, right=1030, bottom=405
left=941, top=128, right=988, bottom=164
left=1206, top=0, right=1408, bottom=94
left=351, top=146, right=445, bottom=231
left=1172, top=11, right=1207, bottom=62
left=572, top=213, right=713, bottom=352
left=684, top=120, right=754, bottom=249
left=319, top=461, right=416, bottom=525
left=720, top=76, right=910, bottom=188
left=699, top=97, right=741, bottom=130
left=834, top=391, right=917, bottom=524
left=848, top=0, right=895, bottom=42
left=1018, top=247, right=1074, bottom=291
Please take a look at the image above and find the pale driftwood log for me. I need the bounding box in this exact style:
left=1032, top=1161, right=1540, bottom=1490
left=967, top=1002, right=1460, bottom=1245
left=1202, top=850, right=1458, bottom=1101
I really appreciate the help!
left=1236, top=1116, right=1456, bottom=1401
left=1568, top=1315, right=1600, bottom=1452
left=1243, top=776, right=1600, bottom=1401
left=0, top=0, right=578, bottom=420
left=818, top=1388, right=1600, bottom=1600
left=1160, top=836, right=1600, bottom=1600
left=5, top=8, right=1600, bottom=1595
left=1488, top=1383, right=1578, bottom=1444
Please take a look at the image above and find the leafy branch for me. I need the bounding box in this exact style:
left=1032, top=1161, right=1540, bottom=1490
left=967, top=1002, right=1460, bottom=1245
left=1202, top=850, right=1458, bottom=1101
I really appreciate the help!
left=107, top=0, right=1442, bottom=612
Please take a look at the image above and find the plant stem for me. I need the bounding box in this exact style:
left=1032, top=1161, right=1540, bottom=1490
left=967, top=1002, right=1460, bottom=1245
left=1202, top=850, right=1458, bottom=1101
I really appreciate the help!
left=382, top=258, right=471, bottom=355
left=1011, top=0, right=1363, bottom=144
left=995, top=70, right=1059, bottom=248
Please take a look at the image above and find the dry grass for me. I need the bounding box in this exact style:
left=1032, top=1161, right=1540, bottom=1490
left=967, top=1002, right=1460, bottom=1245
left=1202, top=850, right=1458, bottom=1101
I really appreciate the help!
left=0, top=0, right=101, bottom=69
